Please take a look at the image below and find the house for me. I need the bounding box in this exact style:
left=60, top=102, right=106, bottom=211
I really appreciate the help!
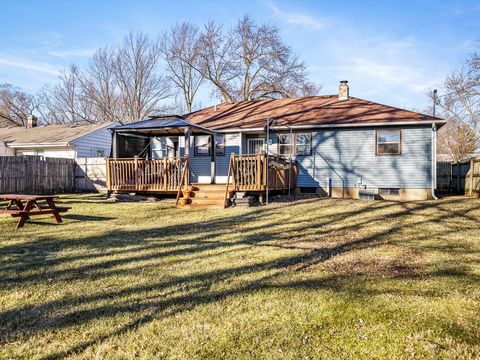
left=106, top=81, right=446, bottom=207
left=0, top=117, right=116, bottom=158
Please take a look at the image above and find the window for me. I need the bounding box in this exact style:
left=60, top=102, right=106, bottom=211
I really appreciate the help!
left=35, top=149, right=44, bottom=157
left=295, top=133, right=312, bottom=156
left=299, top=187, right=317, bottom=194
left=215, top=134, right=225, bottom=156
left=194, top=135, right=211, bottom=156
left=151, top=137, right=176, bottom=159
left=376, top=130, right=401, bottom=155
left=277, top=133, right=313, bottom=156
left=278, top=134, right=293, bottom=156
left=93, top=148, right=106, bottom=157
left=378, top=188, right=400, bottom=196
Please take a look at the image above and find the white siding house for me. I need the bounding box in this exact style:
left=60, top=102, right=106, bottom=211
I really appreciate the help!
left=0, top=122, right=117, bottom=158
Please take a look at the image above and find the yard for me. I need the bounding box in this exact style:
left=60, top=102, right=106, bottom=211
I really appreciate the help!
left=0, top=195, right=479, bottom=359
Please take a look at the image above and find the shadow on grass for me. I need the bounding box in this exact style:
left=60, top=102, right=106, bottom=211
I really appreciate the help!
left=0, top=197, right=479, bottom=358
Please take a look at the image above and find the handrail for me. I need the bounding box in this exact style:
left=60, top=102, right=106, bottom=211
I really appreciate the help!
left=107, top=157, right=187, bottom=192
left=224, top=153, right=234, bottom=205
left=175, top=156, right=189, bottom=208
left=228, top=153, right=297, bottom=192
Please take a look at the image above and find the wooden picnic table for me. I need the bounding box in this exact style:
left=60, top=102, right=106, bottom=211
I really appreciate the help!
left=0, top=194, right=71, bottom=229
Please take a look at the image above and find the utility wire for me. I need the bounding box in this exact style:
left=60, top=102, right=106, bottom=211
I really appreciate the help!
left=436, top=83, right=479, bottom=98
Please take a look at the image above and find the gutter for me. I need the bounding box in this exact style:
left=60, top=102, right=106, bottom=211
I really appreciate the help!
left=214, top=120, right=447, bottom=133
left=431, top=123, right=438, bottom=200
left=7, top=142, right=70, bottom=148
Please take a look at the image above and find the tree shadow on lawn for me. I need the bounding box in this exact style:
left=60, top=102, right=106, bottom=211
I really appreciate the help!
left=0, top=197, right=479, bottom=358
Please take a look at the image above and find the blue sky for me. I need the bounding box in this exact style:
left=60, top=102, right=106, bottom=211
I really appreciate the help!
left=1, top=0, right=479, bottom=111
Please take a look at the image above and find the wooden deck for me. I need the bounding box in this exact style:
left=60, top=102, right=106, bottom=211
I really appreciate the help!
left=227, top=154, right=297, bottom=192
left=106, top=157, right=188, bottom=192
left=106, top=154, right=297, bottom=195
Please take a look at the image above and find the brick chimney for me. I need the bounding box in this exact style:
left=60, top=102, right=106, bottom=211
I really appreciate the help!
left=338, top=80, right=349, bottom=100
left=27, top=115, right=38, bottom=129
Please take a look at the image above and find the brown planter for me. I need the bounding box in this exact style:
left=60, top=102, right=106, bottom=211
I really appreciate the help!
left=179, top=198, right=190, bottom=206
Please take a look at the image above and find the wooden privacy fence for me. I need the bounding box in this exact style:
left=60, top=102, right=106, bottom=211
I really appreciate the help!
left=75, top=157, right=108, bottom=192
left=436, top=161, right=470, bottom=194
left=0, top=156, right=75, bottom=194
left=465, top=158, right=480, bottom=197
left=106, top=157, right=188, bottom=192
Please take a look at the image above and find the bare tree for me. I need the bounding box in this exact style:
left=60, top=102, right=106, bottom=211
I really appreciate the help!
left=196, top=22, right=237, bottom=102
left=0, top=84, right=39, bottom=127
left=160, top=23, right=204, bottom=113
left=38, top=65, right=97, bottom=124
left=438, top=118, right=477, bottom=162
left=112, top=31, right=172, bottom=123
left=39, top=32, right=172, bottom=124
left=432, top=51, right=480, bottom=161
left=80, top=46, right=122, bottom=123
left=196, top=16, right=320, bottom=102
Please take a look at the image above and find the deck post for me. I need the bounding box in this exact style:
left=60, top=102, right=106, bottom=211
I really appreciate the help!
left=184, top=127, right=191, bottom=185
left=106, top=158, right=111, bottom=190
left=134, top=157, right=139, bottom=191
left=112, top=132, right=118, bottom=159
left=211, top=134, right=216, bottom=184
left=184, top=127, right=191, bottom=157
left=184, top=155, right=190, bottom=186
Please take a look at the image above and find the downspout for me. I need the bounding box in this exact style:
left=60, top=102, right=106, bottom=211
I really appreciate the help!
left=266, top=119, right=270, bottom=205
left=431, top=123, right=438, bottom=200
left=289, top=126, right=292, bottom=196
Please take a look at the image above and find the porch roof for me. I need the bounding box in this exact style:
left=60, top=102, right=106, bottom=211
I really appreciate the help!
left=112, top=115, right=216, bottom=136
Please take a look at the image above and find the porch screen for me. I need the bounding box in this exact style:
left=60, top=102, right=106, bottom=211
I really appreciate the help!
left=117, top=134, right=150, bottom=158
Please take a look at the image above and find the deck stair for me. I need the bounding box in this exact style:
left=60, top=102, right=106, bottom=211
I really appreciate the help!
left=182, top=184, right=234, bottom=209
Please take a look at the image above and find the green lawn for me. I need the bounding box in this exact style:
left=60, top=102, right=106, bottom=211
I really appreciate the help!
left=0, top=195, right=479, bottom=359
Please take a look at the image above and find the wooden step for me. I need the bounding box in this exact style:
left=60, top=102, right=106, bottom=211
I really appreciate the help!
left=191, top=184, right=227, bottom=191
left=190, top=192, right=232, bottom=199
left=182, top=204, right=226, bottom=210
left=190, top=198, right=227, bottom=206
left=178, top=183, right=233, bottom=209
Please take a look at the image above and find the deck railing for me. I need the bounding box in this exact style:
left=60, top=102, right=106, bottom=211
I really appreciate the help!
left=106, top=157, right=188, bottom=192
left=227, top=154, right=297, bottom=192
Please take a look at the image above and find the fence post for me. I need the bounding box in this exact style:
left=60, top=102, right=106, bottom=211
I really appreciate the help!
left=469, top=159, right=474, bottom=197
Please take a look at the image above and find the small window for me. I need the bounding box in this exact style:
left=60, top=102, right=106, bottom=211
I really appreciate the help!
left=93, top=148, right=106, bottom=157
left=299, top=187, right=317, bottom=194
left=376, top=130, right=401, bottom=155
left=295, top=133, right=312, bottom=156
left=194, top=135, right=211, bottom=156
left=278, top=134, right=293, bottom=156
left=215, top=134, right=225, bottom=156
left=35, top=149, right=44, bottom=157
left=378, top=188, right=400, bottom=196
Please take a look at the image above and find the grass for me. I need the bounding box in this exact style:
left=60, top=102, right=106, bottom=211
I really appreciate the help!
left=0, top=194, right=479, bottom=359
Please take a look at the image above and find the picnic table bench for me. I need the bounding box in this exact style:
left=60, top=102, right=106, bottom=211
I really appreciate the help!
left=0, top=194, right=71, bottom=229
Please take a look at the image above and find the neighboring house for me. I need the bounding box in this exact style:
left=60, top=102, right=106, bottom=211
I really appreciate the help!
left=107, top=81, right=446, bottom=204
left=0, top=118, right=117, bottom=158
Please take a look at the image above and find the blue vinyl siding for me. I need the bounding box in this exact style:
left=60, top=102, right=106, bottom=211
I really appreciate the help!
left=184, top=125, right=432, bottom=188
left=184, top=133, right=240, bottom=182
left=280, top=125, right=432, bottom=189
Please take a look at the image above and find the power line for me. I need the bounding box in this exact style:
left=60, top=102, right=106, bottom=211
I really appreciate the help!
left=437, top=83, right=479, bottom=98
left=456, top=97, right=480, bottom=120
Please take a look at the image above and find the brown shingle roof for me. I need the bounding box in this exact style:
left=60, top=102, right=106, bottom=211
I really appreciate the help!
left=0, top=123, right=114, bottom=146
left=184, top=95, right=444, bottom=130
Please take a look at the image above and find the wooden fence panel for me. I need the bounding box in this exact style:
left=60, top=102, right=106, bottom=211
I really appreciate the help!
left=436, top=161, right=471, bottom=194
left=465, top=159, right=480, bottom=197
left=74, top=157, right=107, bottom=192
left=0, top=156, right=75, bottom=194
